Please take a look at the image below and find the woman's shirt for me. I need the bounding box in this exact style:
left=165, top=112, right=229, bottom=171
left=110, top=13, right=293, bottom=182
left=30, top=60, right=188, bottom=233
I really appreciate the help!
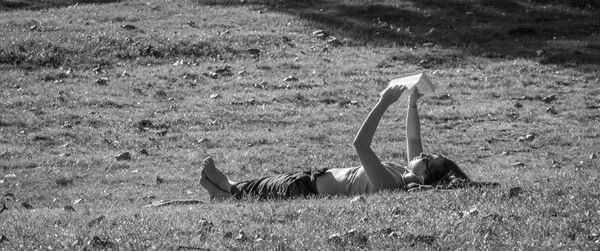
left=316, top=162, right=409, bottom=195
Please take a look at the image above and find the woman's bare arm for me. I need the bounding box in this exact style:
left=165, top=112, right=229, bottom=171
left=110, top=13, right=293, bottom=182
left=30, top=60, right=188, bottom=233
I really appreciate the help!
left=406, top=89, right=424, bottom=161
left=353, top=85, right=406, bottom=190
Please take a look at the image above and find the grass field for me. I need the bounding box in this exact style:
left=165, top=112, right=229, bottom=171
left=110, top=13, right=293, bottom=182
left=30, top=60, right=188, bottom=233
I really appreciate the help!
left=1, top=0, right=599, bottom=249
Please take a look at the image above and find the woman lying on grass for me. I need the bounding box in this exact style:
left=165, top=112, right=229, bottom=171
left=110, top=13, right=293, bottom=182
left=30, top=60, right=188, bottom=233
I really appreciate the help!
left=200, top=85, right=478, bottom=200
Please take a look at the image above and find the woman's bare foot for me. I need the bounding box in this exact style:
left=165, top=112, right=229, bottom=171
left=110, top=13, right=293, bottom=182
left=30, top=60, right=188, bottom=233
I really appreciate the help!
left=200, top=157, right=232, bottom=199
left=200, top=174, right=230, bottom=199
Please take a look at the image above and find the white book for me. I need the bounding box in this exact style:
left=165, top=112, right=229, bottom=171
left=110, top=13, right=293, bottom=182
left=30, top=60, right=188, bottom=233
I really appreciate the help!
left=381, top=72, right=435, bottom=95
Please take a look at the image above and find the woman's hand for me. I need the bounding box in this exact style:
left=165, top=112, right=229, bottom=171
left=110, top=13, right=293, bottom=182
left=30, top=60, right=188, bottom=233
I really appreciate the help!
left=408, top=88, right=423, bottom=106
left=380, top=85, right=406, bottom=106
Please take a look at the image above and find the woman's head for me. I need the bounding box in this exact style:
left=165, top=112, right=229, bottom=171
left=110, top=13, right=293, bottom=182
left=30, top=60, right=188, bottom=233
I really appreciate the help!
left=408, top=153, right=470, bottom=185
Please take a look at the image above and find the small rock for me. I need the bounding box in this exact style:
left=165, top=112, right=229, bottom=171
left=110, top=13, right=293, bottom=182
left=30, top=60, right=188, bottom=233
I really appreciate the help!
left=536, top=49, right=545, bottom=56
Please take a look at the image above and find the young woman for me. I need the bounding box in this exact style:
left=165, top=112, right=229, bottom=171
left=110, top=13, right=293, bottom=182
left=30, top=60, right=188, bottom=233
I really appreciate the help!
left=200, top=85, right=472, bottom=200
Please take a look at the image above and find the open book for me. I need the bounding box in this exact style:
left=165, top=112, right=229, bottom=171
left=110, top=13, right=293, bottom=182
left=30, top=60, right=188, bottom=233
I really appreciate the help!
left=381, top=72, right=435, bottom=95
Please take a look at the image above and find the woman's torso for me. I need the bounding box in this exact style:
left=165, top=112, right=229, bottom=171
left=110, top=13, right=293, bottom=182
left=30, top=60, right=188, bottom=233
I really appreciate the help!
left=315, top=162, right=408, bottom=195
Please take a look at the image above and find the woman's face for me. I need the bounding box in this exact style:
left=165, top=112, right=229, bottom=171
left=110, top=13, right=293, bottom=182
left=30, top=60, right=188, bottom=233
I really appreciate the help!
left=408, top=153, right=437, bottom=183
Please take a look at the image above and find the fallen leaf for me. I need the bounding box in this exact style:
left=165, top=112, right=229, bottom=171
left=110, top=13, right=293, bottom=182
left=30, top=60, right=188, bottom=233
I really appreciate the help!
left=56, top=177, right=73, bottom=186
left=283, top=76, right=298, bottom=82
left=458, top=206, right=478, bottom=218
left=517, top=133, right=535, bottom=142
left=388, top=231, right=401, bottom=238
left=87, top=215, right=105, bottom=227
left=328, top=233, right=342, bottom=243
left=64, top=205, right=76, bottom=212
left=22, top=202, right=33, bottom=209
left=312, top=30, right=328, bottom=39
left=541, top=94, right=557, bottom=103
left=94, top=77, right=109, bottom=86
left=247, top=48, right=260, bottom=57
left=88, top=236, right=114, bottom=248
left=234, top=231, right=247, bottom=241
left=509, top=187, right=522, bottom=197
left=4, top=193, right=15, bottom=201
left=326, top=37, right=342, bottom=46
left=92, top=65, right=103, bottom=74
left=116, top=152, right=132, bottom=161
left=121, top=24, right=137, bottom=30
left=154, top=129, right=168, bottom=136
left=0, top=202, right=7, bottom=214
left=350, top=196, right=366, bottom=204
left=185, top=21, right=198, bottom=28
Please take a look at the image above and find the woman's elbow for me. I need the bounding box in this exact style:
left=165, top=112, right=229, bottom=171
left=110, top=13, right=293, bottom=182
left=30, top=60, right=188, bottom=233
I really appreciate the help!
left=352, top=139, right=369, bottom=149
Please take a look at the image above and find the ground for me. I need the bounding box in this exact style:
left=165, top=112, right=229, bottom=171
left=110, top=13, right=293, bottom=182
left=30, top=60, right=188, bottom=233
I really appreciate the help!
left=0, top=0, right=599, bottom=249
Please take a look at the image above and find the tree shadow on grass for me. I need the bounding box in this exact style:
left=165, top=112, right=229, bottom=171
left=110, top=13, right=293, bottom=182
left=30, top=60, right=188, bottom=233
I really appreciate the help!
left=198, top=0, right=600, bottom=67
left=0, top=0, right=122, bottom=11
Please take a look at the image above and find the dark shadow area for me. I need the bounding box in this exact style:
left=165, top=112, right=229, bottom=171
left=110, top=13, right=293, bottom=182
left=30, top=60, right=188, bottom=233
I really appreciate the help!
left=196, top=0, right=600, bottom=67
left=0, top=0, right=122, bottom=11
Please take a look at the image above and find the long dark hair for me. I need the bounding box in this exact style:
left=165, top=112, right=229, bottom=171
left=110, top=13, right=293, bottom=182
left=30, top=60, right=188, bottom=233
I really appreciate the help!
left=423, top=156, right=470, bottom=185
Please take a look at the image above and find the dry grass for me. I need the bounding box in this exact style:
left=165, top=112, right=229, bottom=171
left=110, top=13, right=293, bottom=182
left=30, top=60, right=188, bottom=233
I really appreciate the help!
left=1, top=0, right=599, bottom=249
